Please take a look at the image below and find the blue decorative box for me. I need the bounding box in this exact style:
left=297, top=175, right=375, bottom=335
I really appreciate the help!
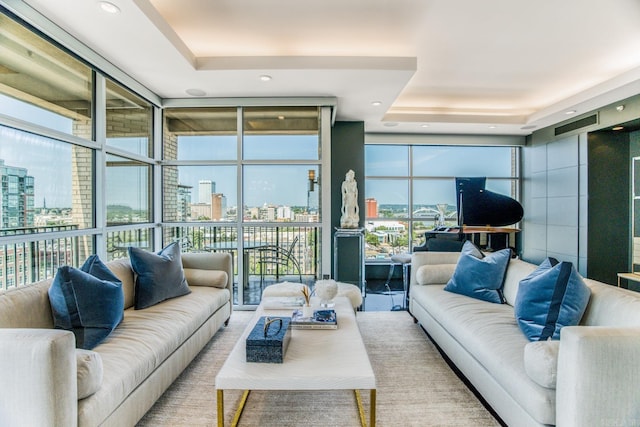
left=246, top=316, right=291, bottom=363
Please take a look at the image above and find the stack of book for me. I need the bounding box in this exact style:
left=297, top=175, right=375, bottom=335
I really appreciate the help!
left=290, top=309, right=338, bottom=329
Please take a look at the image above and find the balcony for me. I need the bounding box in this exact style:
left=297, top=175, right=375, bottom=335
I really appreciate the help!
left=164, top=225, right=319, bottom=305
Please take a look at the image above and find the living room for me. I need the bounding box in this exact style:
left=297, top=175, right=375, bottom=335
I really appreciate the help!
left=1, top=1, right=640, bottom=426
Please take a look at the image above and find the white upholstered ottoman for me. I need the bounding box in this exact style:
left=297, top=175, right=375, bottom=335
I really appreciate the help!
left=262, top=281, right=363, bottom=310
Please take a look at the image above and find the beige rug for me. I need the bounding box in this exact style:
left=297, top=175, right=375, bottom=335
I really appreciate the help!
left=137, top=311, right=501, bottom=427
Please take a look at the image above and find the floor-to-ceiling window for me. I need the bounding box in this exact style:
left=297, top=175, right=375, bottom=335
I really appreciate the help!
left=162, top=105, right=326, bottom=307
left=0, top=13, right=96, bottom=288
left=0, top=10, right=157, bottom=289
left=364, top=144, right=520, bottom=260
left=103, top=78, right=155, bottom=261
left=0, top=8, right=331, bottom=301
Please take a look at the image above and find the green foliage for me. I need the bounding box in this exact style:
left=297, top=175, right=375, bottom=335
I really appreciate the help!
left=365, top=233, right=380, bottom=246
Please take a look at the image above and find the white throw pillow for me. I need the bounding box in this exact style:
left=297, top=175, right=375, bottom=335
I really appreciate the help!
left=523, top=340, right=560, bottom=389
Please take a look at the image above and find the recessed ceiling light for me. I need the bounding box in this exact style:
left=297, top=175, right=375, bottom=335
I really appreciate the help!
left=616, top=105, right=625, bottom=112
left=99, top=1, right=120, bottom=13
left=277, top=115, right=285, bottom=120
left=612, top=126, right=624, bottom=131
left=371, top=101, right=382, bottom=107
left=488, top=125, right=497, bottom=129
left=259, top=75, right=272, bottom=82
left=185, top=88, right=206, bottom=97
left=421, top=124, right=429, bottom=128
left=565, top=110, right=577, bottom=115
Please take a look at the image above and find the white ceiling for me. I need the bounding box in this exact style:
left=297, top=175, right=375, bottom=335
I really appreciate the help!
left=20, top=0, right=640, bottom=135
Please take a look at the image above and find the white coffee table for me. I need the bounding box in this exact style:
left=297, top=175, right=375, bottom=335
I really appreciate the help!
left=215, top=296, right=376, bottom=426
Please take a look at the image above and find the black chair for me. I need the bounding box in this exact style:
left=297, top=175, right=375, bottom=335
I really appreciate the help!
left=257, top=236, right=303, bottom=289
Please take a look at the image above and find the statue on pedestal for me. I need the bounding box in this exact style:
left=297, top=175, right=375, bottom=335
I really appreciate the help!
left=340, top=169, right=359, bottom=228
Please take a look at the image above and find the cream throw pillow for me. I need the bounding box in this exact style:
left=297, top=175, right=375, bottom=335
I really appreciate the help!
left=523, top=340, right=560, bottom=389
left=76, top=349, right=103, bottom=399
left=183, top=268, right=228, bottom=288
left=416, top=264, right=457, bottom=285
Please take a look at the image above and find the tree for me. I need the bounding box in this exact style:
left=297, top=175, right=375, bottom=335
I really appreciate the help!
left=365, top=233, right=380, bottom=246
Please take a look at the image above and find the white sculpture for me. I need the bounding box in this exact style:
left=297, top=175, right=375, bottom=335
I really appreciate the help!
left=314, top=279, right=339, bottom=307
left=340, top=169, right=359, bottom=228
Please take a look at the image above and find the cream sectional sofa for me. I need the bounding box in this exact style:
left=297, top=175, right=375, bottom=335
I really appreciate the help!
left=409, top=251, right=640, bottom=427
left=0, top=251, right=233, bottom=427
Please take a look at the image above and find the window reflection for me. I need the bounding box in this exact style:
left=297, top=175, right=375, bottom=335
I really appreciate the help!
left=106, top=80, right=152, bottom=157
left=106, top=154, right=151, bottom=225
left=163, top=107, right=237, bottom=161
left=0, top=14, right=92, bottom=134
left=243, top=107, right=320, bottom=161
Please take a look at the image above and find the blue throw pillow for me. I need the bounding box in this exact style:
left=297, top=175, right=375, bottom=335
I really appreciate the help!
left=48, top=255, right=124, bottom=350
left=129, top=242, right=190, bottom=309
left=444, top=241, right=511, bottom=304
left=515, top=258, right=591, bottom=341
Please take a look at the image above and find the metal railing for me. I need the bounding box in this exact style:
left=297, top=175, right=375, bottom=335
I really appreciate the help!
left=106, top=228, right=153, bottom=261
left=0, top=226, right=92, bottom=290
left=163, top=224, right=319, bottom=284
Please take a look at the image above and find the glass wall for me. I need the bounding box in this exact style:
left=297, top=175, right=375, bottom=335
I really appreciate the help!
left=365, top=144, right=520, bottom=260
left=0, top=13, right=97, bottom=288
left=163, top=106, right=323, bottom=306
left=0, top=11, right=156, bottom=287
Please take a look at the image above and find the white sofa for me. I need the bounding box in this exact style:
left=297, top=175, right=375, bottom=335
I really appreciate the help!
left=409, top=251, right=640, bottom=427
left=0, top=252, right=233, bottom=427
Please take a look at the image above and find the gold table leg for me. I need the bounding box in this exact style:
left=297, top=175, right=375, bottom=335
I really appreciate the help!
left=222, top=389, right=374, bottom=426
left=354, top=389, right=376, bottom=427
left=370, top=389, right=376, bottom=427
left=231, top=390, right=251, bottom=427
left=217, top=389, right=224, bottom=427
left=217, top=389, right=251, bottom=427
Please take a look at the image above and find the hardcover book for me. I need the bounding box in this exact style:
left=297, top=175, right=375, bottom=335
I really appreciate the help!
left=290, top=309, right=338, bottom=329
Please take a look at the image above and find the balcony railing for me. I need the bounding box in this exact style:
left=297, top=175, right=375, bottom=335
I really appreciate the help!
left=106, top=228, right=153, bottom=261
left=163, top=224, right=319, bottom=289
left=0, top=226, right=92, bottom=290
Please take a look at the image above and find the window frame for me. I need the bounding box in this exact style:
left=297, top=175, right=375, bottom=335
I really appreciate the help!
left=364, top=143, right=521, bottom=262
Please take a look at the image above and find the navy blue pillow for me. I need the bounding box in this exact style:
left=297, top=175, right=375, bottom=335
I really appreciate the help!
left=515, top=258, right=591, bottom=341
left=444, top=241, right=511, bottom=304
left=129, top=242, right=190, bottom=309
left=48, top=255, right=124, bottom=350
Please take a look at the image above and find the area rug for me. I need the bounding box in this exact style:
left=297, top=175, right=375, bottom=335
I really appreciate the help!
left=137, top=311, right=501, bottom=426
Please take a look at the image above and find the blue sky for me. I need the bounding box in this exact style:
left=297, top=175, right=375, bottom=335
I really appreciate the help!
left=0, top=95, right=73, bottom=207
left=0, top=94, right=321, bottom=208
left=1, top=93, right=514, bottom=211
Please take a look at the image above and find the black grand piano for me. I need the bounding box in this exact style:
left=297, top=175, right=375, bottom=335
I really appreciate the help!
left=415, top=177, right=524, bottom=252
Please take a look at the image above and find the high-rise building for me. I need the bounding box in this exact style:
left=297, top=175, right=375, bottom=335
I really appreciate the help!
left=277, top=206, right=293, bottom=221
left=210, top=193, right=227, bottom=220
left=177, top=184, right=192, bottom=221
left=365, top=197, right=378, bottom=218
left=0, top=159, right=35, bottom=229
left=198, top=180, right=215, bottom=204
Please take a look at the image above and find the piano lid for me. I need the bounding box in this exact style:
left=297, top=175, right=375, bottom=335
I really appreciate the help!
left=456, top=177, right=523, bottom=227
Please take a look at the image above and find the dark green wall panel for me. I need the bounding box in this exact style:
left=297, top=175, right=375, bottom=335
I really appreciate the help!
left=330, top=121, right=365, bottom=277
left=587, top=131, right=630, bottom=285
